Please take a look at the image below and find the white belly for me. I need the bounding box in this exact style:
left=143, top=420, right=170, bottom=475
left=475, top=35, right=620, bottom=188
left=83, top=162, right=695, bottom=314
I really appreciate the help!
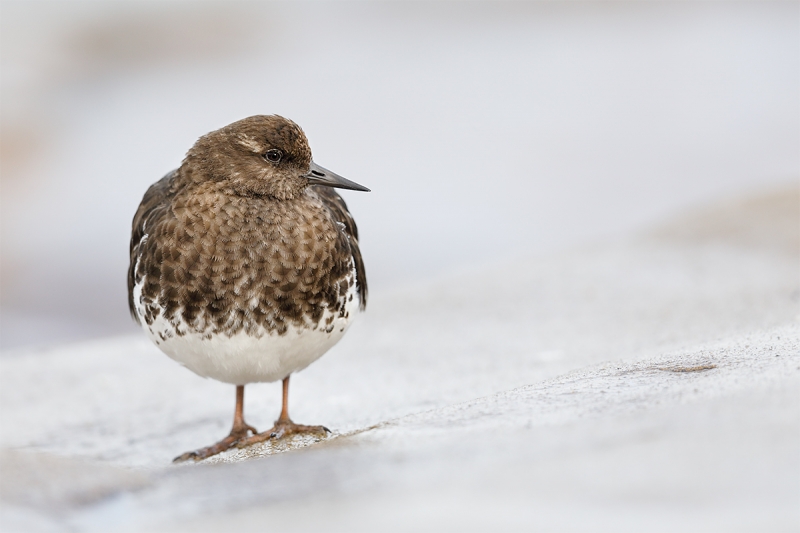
left=133, top=275, right=359, bottom=385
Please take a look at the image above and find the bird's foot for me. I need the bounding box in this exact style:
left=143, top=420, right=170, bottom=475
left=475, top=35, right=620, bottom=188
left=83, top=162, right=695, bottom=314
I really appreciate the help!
left=173, top=422, right=258, bottom=463
left=235, top=418, right=330, bottom=449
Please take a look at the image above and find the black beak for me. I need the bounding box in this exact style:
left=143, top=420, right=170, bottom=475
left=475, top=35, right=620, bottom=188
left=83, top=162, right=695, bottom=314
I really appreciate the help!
left=305, top=161, right=370, bottom=192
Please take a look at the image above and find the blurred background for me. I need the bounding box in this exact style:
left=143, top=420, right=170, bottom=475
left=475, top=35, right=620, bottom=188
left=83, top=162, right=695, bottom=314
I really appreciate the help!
left=1, top=0, right=797, bottom=350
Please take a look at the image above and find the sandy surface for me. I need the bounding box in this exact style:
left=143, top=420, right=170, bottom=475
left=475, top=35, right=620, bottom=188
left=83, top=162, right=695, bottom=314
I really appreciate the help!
left=0, top=187, right=797, bottom=532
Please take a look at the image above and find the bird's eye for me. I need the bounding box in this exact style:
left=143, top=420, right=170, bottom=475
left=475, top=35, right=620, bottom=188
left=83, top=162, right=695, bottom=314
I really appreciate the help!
left=264, top=149, right=282, bottom=163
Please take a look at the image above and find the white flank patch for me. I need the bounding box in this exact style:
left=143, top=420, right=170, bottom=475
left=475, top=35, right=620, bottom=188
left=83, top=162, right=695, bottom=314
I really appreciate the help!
left=132, top=268, right=359, bottom=385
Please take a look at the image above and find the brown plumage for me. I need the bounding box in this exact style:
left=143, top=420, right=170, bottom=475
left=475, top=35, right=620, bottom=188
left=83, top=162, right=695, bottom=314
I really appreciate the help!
left=127, top=115, right=369, bottom=461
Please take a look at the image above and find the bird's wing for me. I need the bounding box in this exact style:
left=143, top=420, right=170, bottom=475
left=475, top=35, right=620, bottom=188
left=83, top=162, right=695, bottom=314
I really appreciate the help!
left=311, top=185, right=368, bottom=310
left=127, top=170, right=177, bottom=322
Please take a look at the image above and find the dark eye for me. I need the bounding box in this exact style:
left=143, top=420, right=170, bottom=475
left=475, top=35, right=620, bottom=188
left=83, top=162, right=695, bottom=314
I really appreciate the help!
left=264, top=149, right=282, bottom=163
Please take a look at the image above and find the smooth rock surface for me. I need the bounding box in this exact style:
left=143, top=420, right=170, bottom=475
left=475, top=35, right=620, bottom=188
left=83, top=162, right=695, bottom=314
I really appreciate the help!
left=1, top=188, right=798, bottom=531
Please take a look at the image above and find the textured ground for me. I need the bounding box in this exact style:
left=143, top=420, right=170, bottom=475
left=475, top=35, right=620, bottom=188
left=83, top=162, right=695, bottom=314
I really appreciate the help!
left=0, top=188, right=797, bottom=532
left=0, top=190, right=800, bottom=531
left=0, top=3, right=797, bottom=530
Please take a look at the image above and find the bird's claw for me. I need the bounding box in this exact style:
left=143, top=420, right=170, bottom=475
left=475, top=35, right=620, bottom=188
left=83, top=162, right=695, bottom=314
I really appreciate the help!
left=235, top=419, right=331, bottom=449
left=173, top=451, right=200, bottom=463
left=173, top=423, right=258, bottom=463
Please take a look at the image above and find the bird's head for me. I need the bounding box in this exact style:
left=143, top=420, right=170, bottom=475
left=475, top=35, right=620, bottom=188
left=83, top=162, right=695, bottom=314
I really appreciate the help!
left=182, top=115, right=369, bottom=200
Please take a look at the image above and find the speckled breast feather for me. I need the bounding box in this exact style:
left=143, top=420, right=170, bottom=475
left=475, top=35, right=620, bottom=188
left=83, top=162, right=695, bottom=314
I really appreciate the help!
left=128, top=174, right=367, bottom=340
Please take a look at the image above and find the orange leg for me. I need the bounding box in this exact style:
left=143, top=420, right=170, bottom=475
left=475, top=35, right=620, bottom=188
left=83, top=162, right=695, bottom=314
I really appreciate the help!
left=236, top=375, right=329, bottom=449
left=174, top=385, right=258, bottom=462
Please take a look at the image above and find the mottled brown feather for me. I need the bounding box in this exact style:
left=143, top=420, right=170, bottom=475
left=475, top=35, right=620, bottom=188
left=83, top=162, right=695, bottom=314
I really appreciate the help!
left=127, top=170, right=177, bottom=319
left=127, top=116, right=367, bottom=337
left=310, top=185, right=367, bottom=310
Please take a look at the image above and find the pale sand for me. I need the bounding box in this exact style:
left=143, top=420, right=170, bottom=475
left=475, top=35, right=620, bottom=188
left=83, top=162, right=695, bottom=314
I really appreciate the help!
left=0, top=187, right=797, bottom=532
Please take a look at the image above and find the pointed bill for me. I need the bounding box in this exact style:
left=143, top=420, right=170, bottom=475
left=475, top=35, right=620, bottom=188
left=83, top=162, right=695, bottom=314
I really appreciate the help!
left=305, top=161, right=370, bottom=192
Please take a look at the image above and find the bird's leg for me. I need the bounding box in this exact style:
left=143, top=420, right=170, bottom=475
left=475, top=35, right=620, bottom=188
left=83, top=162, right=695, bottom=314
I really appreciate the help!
left=174, top=385, right=257, bottom=462
left=236, top=375, right=330, bottom=449
left=270, top=374, right=331, bottom=438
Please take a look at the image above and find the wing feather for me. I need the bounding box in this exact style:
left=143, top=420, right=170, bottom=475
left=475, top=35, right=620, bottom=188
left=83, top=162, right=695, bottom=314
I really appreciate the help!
left=311, top=185, right=368, bottom=310
left=127, top=170, right=177, bottom=321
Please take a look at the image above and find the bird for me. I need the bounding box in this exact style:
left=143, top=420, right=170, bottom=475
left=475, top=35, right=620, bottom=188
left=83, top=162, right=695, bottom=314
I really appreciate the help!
left=127, top=115, right=369, bottom=462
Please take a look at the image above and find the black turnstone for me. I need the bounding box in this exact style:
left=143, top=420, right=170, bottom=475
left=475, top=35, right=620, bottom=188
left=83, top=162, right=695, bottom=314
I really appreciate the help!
left=127, top=115, right=369, bottom=461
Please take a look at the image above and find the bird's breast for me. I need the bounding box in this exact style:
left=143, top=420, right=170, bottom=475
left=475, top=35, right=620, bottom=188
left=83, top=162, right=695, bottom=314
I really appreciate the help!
left=132, top=190, right=355, bottom=339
